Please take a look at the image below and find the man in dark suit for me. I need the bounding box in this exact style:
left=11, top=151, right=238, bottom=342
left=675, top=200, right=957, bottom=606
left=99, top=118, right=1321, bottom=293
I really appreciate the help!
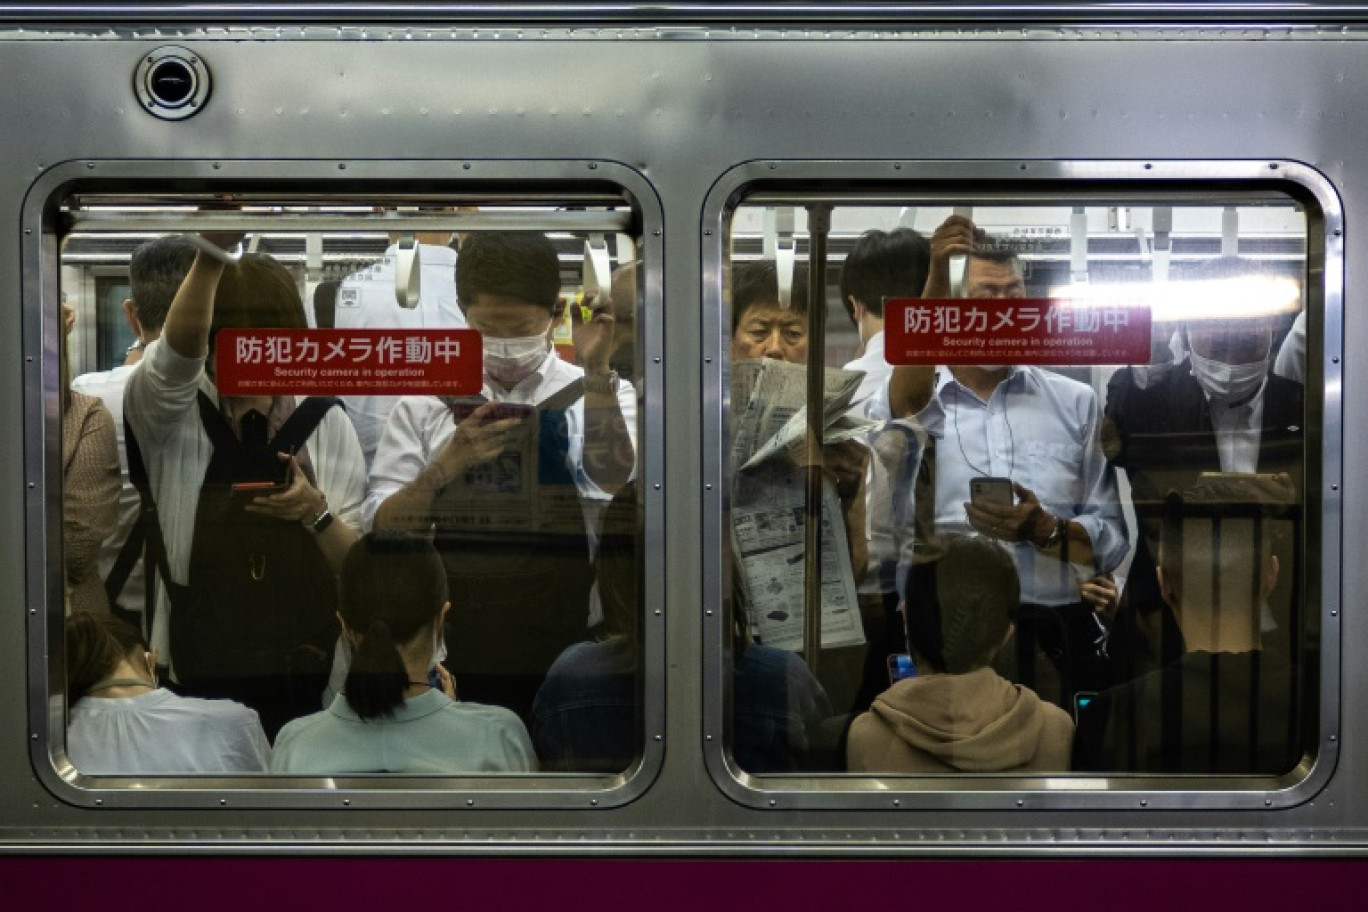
left=1103, top=256, right=1304, bottom=682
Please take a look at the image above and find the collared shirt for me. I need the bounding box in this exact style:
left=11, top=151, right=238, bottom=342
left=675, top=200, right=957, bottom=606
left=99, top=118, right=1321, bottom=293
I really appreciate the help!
left=842, top=329, right=893, bottom=422
left=124, top=338, right=368, bottom=660
left=1207, top=380, right=1267, bottom=474
left=270, top=690, right=535, bottom=774
left=917, top=366, right=1128, bottom=605
left=363, top=348, right=638, bottom=531
left=328, top=243, right=466, bottom=468
left=68, top=689, right=270, bottom=774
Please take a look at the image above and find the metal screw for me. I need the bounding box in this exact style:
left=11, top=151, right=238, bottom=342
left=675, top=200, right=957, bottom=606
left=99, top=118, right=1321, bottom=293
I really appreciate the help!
left=213, top=162, right=222, bottom=170
left=704, top=229, right=713, bottom=236
left=337, top=163, right=347, bottom=170
left=653, top=229, right=662, bottom=237
left=463, top=163, right=472, bottom=170
left=343, top=799, right=351, bottom=806
left=86, top=162, right=95, bottom=170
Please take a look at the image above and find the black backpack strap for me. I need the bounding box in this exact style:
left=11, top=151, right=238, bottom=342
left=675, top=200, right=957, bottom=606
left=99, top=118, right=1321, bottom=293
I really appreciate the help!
left=539, top=377, right=585, bottom=413
left=195, top=391, right=341, bottom=456
left=118, top=415, right=174, bottom=629
left=271, top=396, right=343, bottom=453
left=103, top=512, right=145, bottom=607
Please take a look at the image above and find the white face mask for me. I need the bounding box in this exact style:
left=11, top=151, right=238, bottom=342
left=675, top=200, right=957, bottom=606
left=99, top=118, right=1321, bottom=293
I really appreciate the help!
left=431, top=629, right=447, bottom=671
left=1189, top=349, right=1268, bottom=404
left=484, top=334, right=549, bottom=385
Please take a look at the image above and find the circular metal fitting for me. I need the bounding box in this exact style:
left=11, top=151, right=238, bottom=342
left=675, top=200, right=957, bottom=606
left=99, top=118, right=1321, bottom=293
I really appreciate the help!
left=134, top=46, right=210, bottom=121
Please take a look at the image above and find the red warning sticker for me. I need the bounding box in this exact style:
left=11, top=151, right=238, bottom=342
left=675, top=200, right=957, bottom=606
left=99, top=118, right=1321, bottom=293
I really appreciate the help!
left=884, top=298, right=1152, bottom=366
left=214, top=329, right=484, bottom=396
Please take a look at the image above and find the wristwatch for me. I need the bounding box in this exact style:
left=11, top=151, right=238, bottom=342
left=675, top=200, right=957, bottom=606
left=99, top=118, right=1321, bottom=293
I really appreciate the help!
left=1035, top=513, right=1065, bottom=550
left=306, top=507, right=334, bottom=534
left=583, top=369, right=620, bottom=396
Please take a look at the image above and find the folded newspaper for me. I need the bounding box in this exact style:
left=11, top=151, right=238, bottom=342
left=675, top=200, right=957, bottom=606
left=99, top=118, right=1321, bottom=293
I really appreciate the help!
left=730, top=359, right=880, bottom=652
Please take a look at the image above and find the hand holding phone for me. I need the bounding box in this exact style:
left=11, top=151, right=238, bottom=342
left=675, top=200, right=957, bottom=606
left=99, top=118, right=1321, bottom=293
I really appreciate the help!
left=970, top=476, right=1013, bottom=509
left=230, top=479, right=289, bottom=505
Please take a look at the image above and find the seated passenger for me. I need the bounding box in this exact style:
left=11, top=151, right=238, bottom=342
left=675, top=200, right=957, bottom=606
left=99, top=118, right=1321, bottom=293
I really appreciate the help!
left=124, top=239, right=366, bottom=740
left=65, top=611, right=269, bottom=774
left=532, top=484, right=640, bottom=773
left=847, top=534, right=1073, bottom=774
left=271, top=534, right=534, bottom=774
left=1073, top=477, right=1299, bottom=774
left=732, top=602, right=835, bottom=774
left=368, top=231, right=636, bottom=723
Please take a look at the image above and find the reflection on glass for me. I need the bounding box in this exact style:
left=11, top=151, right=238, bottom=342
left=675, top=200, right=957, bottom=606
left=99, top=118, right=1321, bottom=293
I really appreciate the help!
left=726, top=202, right=1310, bottom=780
left=60, top=206, right=645, bottom=779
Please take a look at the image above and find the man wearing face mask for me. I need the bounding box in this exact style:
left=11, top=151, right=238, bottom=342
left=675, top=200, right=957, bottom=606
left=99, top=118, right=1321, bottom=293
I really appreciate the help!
left=365, top=231, right=636, bottom=721
left=1102, top=256, right=1304, bottom=680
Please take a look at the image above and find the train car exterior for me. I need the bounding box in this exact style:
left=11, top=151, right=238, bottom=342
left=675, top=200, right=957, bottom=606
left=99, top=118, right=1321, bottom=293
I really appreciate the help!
left=2, top=3, right=1368, bottom=883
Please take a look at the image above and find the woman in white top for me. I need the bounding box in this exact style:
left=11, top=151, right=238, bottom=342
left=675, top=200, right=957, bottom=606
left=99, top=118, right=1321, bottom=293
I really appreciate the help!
left=271, top=534, right=534, bottom=775
left=65, top=611, right=269, bottom=774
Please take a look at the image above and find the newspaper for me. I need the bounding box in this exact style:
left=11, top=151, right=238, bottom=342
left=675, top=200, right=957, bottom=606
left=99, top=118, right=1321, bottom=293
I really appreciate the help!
left=731, top=359, right=875, bottom=470
left=732, top=460, right=865, bottom=651
left=730, top=359, right=877, bottom=652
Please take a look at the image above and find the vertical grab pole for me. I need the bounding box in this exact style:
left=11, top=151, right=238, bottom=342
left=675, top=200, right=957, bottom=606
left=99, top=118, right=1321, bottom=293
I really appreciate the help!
left=803, top=203, right=833, bottom=673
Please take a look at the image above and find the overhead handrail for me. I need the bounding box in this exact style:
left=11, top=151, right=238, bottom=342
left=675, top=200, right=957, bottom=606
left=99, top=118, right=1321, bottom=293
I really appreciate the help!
left=68, top=209, right=632, bottom=233
left=394, top=232, right=421, bottom=309
left=583, top=233, right=613, bottom=307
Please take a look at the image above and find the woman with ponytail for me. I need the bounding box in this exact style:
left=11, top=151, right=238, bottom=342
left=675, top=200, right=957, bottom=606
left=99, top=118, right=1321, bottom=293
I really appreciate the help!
left=65, top=611, right=269, bottom=773
left=270, top=534, right=535, bottom=774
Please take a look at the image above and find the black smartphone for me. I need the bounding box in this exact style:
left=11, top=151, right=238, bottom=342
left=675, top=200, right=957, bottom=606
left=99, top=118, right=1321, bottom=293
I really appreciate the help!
left=447, top=397, right=534, bottom=423
left=229, top=480, right=288, bottom=505
left=970, top=476, right=1014, bottom=509
left=1072, top=690, right=1098, bottom=726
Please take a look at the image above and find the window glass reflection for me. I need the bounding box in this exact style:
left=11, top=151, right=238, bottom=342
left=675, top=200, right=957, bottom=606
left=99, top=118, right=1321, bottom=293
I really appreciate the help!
left=726, top=202, right=1310, bottom=779
left=59, top=203, right=645, bottom=778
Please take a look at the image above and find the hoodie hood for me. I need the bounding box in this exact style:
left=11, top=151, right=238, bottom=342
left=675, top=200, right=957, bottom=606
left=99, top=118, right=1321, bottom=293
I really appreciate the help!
left=868, top=667, right=1060, bottom=772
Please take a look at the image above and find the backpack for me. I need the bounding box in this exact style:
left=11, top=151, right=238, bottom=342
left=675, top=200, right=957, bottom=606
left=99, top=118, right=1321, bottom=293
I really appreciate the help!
left=127, top=393, right=343, bottom=738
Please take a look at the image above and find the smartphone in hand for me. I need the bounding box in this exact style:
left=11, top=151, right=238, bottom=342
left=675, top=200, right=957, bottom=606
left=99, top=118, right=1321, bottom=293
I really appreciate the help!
left=970, top=476, right=1014, bottom=510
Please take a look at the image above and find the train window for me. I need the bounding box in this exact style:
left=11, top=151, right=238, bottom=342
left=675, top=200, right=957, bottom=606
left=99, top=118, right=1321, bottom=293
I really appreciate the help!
left=32, top=164, right=663, bottom=806
left=707, top=165, right=1337, bottom=806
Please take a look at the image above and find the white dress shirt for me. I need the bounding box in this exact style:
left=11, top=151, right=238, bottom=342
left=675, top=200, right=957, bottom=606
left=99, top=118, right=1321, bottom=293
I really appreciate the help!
left=842, top=329, right=893, bottom=422
left=917, top=366, right=1129, bottom=605
left=328, top=243, right=466, bottom=468
left=1207, top=380, right=1267, bottom=474
left=363, top=347, right=638, bottom=531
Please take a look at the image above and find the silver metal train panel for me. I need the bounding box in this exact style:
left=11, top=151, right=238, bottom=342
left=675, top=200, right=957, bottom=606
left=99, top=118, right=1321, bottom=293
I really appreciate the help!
left=1, top=3, right=1365, bottom=852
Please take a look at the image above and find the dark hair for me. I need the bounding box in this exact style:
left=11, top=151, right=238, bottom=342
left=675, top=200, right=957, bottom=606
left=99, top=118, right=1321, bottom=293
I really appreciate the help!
left=66, top=611, right=148, bottom=701
left=128, top=236, right=198, bottom=332
left=903, top=534, right=1017, bottom=674
left=1158, top=476, right=1292, bottom=602
left=340, top=533, right=450, bottom=721
left=966, top=242, right=1023, bottom=271
left=595, top=483, right=639, bottom=638
left=208, top=253, right=308, bottom=353
left=456, top=231, right=561, bottom=314
left=839, top=228, right=931, bottom=323
left=731, top=259, right=812, bottom=335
